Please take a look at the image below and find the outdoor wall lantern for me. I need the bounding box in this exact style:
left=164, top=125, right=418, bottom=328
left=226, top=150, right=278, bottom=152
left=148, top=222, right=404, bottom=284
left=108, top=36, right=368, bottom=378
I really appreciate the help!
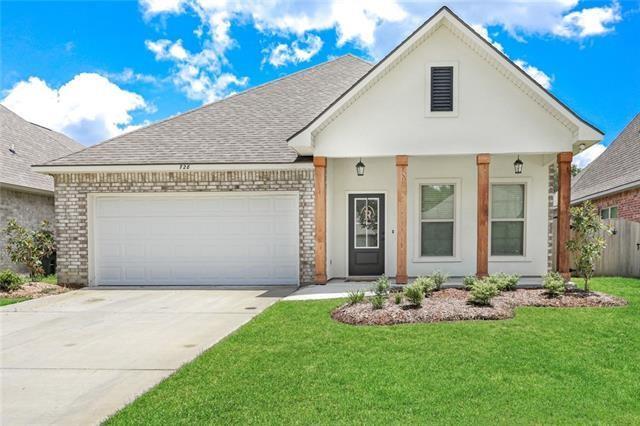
left=514, top=155, right=524, bottom=174
left=356, top=158, right=365, bottom=176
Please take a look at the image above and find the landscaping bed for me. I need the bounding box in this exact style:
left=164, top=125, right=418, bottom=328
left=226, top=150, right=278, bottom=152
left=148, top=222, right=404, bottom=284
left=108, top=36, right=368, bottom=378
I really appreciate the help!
left=1, top=280, right=68, bottom=300
left=332, top=288, right=627, bottom=326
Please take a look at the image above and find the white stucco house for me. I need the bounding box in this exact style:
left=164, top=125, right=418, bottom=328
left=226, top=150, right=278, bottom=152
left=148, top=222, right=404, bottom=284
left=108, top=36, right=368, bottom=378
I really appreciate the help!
left=34, top=7, right=603, bottom=287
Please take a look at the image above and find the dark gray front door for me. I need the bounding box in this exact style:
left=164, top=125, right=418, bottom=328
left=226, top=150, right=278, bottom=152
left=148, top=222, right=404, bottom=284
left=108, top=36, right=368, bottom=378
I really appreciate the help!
left=348, top=194, right=385, bottom=276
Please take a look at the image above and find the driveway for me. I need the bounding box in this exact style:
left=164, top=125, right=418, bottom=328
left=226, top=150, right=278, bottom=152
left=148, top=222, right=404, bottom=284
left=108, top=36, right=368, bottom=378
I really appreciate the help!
left=1, top=287, right=290, bottom=425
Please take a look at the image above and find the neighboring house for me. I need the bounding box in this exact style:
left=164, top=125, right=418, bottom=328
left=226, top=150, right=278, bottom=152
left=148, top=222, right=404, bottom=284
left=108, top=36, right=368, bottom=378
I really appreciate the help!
left=34, top=7, right=603, bottom=287
left=1, top=105, right=84, bottom=272
left=572, top=113, right=640, bottom=221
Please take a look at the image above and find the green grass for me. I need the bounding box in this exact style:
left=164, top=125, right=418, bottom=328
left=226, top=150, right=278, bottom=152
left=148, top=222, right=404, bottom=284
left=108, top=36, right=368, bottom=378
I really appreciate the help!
left=107, top=277, right=640, bottom=425
left=0, top=297, right=29, bottom=306
left=33, top=274, right=57, bottom=285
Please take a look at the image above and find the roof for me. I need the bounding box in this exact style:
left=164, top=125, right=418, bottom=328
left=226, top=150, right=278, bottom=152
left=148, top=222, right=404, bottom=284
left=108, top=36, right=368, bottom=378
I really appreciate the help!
left=0, top=105, right=83, bottom=192
left=572, top=113, right=640, bottom=203
left=288, top=6, right=603, bottom=150
left=42, top=55, right=372, bottom=167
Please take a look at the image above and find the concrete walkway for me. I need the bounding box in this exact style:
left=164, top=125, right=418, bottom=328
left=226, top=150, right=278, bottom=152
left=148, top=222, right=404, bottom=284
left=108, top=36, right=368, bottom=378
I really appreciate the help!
left=0, top=287, right=290, bottom=425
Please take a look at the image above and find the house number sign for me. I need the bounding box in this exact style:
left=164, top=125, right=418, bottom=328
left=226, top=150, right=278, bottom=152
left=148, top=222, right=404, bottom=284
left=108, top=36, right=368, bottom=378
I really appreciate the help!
left=179, top=164, right=190, bottom=170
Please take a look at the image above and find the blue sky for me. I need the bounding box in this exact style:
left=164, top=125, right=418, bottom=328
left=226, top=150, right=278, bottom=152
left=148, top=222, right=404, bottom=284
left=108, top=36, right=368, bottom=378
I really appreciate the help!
left=2, top=1, right=639, bottom=167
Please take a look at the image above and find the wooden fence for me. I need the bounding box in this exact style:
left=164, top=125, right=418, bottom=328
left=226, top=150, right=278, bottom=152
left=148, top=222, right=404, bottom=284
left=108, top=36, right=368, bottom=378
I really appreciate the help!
left=552, top=218, right=640, bottom=277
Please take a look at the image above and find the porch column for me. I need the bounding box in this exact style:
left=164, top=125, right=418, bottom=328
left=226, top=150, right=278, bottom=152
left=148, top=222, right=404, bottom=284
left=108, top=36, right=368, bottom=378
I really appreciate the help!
left=314, top=156, right=327, bottom=284
left=556, top=152, right=573, bottom=281
left=396, top=155, right=409, bottom=284
left=476, top=154, right=490, bottom=277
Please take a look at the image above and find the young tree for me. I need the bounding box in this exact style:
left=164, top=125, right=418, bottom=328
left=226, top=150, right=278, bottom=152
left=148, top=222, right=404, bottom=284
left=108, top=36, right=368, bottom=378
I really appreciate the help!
left=566, top=201, right=612, bottom=292
left=3, top=219, right=55, bottom=277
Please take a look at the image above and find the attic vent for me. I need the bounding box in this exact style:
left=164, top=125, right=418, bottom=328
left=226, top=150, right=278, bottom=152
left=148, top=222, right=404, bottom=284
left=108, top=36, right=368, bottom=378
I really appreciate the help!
left=430, top=66, right=454, bottom=112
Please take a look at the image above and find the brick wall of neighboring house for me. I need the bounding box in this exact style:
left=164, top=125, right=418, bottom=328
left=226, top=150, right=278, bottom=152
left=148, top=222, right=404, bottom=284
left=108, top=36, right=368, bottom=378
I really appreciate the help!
left=591, top=187, right=640, bottom=223
left=53, top=170, right=315, bottom=287
left=0, top=186, right=55, bottom=272
left=547, top=164, right=555, bottom=272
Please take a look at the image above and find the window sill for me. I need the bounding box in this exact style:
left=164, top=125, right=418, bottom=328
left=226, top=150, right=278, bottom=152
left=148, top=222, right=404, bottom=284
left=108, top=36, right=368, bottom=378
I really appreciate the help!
left=413, top=256, right=462, bottom=263
left=489, top=256, right=531, bottom=263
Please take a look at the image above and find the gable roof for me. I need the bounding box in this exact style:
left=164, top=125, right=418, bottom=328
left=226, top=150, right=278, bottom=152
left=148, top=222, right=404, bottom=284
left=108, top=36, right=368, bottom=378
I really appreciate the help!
left=40, top=55, right=372, bottom=167
left=0, top=105, right=83, bottom=192
left=572, top=113, right=640, bottom=203
left=288, top=6, right=603, bottom=152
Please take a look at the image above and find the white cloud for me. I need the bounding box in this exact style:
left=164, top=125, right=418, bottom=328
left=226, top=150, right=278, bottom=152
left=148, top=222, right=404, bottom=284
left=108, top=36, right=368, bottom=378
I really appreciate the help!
left=1, top=74, right=146, bottom=145
left=554, top=3, right=621, bottom=38
left=471, top=24, right=504, bottom=52
left=573, top=143, right=606, bottom=168
left=105, top=68, right=160, bottom=85
left=514, top=60, right=553, bottom=89
left=265, top=34, right=323, bottom=67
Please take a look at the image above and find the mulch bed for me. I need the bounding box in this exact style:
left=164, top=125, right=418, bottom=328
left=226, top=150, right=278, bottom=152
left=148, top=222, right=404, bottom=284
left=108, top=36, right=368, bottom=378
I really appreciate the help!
left=0, top=281, right=69, bottom=301
left=332, top=288, right=627, bottom=326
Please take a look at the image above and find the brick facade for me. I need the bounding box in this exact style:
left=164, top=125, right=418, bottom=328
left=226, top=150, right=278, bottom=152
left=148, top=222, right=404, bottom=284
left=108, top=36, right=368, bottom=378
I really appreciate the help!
left=53, top=170, right=315, bottom=287
left=590, top=187, right=640, bottom=223
left=0, top=186, right=55, bottom=272
left=547, top=164, right=555, bottom=272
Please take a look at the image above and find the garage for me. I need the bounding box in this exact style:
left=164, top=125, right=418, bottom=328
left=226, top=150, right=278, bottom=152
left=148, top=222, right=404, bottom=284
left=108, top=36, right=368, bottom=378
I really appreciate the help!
left=91, top=193, right=299, bottom=286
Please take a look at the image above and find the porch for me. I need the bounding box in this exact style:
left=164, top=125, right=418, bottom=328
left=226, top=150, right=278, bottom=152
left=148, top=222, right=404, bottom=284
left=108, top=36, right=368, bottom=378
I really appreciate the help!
left=313, top=153, right=573, bottom=284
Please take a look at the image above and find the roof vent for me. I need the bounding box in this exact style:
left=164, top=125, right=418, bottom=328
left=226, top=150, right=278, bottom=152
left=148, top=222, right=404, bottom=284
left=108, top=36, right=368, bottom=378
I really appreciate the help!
left=9, top=144, right=16, bottom=154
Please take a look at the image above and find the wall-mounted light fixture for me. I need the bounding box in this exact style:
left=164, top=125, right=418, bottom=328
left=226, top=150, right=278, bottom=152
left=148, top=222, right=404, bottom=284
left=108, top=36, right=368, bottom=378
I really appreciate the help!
left=514, top=155, right=523, bottom=174
left=356, top=158, right=365, bottom=176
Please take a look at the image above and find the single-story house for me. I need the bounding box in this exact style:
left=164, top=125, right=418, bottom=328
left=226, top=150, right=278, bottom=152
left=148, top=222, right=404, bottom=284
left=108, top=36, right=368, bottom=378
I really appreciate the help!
left=572, top=113, right=640, bottom=221
left=1, top=105, right=84, bottom=272
left=34, top=7, right=603, bottom=287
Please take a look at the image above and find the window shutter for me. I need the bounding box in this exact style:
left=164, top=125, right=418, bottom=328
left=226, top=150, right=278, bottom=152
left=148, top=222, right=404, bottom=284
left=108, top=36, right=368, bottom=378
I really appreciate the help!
left=430, top=66, right=454, bottom=112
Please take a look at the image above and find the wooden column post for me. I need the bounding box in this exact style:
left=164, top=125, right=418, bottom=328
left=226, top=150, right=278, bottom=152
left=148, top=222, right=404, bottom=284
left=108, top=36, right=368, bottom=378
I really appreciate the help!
left=556, top=152, right=573, bottom=281
left=314, top=156, right=327, bottom=284
left=396, top=155, right=409, bottom=284
left=476, top=154, right=491, bottom=277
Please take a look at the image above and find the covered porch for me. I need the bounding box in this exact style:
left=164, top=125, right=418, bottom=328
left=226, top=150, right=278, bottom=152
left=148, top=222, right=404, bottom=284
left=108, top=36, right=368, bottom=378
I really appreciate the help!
left=313, top=153, right=573, bottom=284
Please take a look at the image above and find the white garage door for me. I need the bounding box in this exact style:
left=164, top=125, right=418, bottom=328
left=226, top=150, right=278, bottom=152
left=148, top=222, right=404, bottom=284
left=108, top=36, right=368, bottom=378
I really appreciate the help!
left=92, top=193, right=299, bottom=286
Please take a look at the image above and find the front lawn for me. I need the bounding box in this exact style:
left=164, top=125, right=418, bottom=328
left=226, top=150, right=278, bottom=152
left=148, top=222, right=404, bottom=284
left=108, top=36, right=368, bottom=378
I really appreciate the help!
left=107, top=277, right=640, bottom=424
left=0, top=297, right=29, bottom=307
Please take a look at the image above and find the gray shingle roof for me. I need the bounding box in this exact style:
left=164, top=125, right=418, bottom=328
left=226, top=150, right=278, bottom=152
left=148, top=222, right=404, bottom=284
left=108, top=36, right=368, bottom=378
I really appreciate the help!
left=1, top=105, right=83, bottom=192
left=572, top=113, right=640, bottom=203
left=43, top=55, right=372, bottom=166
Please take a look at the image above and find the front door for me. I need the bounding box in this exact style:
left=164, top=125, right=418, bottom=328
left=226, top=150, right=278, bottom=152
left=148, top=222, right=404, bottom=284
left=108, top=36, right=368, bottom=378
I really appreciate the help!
left=348, top=193, right=385, bottom=276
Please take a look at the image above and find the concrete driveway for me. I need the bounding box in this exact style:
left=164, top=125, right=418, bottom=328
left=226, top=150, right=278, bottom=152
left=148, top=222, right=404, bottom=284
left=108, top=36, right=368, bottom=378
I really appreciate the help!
left=1, top=287, right=290, bottom=425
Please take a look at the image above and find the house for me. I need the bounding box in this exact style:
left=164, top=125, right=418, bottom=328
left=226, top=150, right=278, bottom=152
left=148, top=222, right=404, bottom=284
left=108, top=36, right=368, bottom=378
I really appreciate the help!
left=1, top=105, right=84, bottom=272
left=33, top=7, right=603, bottom=287
left=572, top=113, right=640, bottom=221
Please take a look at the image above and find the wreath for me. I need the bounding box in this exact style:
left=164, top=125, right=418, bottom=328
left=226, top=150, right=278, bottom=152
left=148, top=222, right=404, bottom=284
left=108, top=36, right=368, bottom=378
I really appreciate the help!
left=358, top=203, right=378, bottom=232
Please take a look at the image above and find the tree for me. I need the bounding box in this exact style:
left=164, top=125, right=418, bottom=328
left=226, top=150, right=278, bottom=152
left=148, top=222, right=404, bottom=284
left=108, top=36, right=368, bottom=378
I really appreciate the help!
left=566, top=201, right=611, bottom=292
left=571, top=164, right=582, bottom=177
left=3, top=219, right=55, bottom=277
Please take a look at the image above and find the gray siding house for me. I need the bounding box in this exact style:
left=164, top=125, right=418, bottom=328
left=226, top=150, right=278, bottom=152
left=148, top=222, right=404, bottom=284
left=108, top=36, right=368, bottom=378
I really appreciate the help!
left=0, top=105, right=83, bottom=272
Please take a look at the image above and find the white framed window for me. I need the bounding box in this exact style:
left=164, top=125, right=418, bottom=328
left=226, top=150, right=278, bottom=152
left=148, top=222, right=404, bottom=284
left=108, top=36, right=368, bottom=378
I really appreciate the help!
left=415, top=179, right=461, bottom=261
left=600, top=206, right=618, bottom=220
left=425, top=61, right=458, bottom=117
left=490, top=183, right=526, bottom=257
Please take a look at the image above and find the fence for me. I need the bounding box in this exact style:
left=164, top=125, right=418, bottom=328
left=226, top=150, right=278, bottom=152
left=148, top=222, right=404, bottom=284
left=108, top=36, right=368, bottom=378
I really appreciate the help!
left=552, top=218, right=640, bottom=278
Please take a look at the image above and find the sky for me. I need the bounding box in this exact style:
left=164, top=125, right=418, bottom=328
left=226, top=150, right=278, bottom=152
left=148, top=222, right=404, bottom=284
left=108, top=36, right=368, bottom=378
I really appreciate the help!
left=2, top=1, right=639, bottom=168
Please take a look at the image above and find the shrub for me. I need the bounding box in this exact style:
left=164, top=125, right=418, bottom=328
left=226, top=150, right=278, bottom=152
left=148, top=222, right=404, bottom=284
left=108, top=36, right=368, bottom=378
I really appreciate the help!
left=0, top=269, right=24, bottom=292
left=430, top=270, right=449, bottom=289
left=3, top=219, right=55, bottom=277
left=413, top=276, right=437, bottom=295
left=543, top=272, right=566, bottom=297
left=404, top=283, right=424, bottom=307
left=491, top=273, right=520, bottom=291
left=346, top=290, right=365, bottom=305
left=468, top=280, right=499, bottom=306
left=462, top=275, right=477, bottom=289
left=370, top=294, right=386, bottom=310
left=371, top=275, right=390, bottom=297
left=394, top=292, right=403, bottom=305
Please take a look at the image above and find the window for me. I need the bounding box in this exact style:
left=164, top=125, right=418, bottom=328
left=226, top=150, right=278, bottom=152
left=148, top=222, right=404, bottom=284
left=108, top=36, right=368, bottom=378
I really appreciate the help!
left=354, top=197, right=379, bottom=248
left=430, top=66, right=454, bottom=112
left=491, top=184, right=525, bottom=256
left=600, top=206, right=618, bottom=220
left=420, top=184, right=455, bottom=256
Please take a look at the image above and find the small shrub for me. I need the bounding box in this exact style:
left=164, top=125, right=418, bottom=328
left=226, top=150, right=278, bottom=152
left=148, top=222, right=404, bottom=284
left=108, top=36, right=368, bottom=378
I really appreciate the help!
left=394, top=292, right=403, bottom=304
left=0, top=269, right=24, bottom=292
left=463, top=275, right=477, bottom=289
left=346, top=290, right=365, bottom=305
left=430, top=270, right=449, bottom=289
left=370, top=294, right=386, bottom=310
left=491, top=273, right=520, bottom=291
left=371, top=275, right=390, bottom=297
left=413, top=276, right=437, bottom=295
left=468, top=280, right=499, bottom=306
left=543, top=272, right=566, bottom=297
left=404, top=283, right=424, bottom=307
